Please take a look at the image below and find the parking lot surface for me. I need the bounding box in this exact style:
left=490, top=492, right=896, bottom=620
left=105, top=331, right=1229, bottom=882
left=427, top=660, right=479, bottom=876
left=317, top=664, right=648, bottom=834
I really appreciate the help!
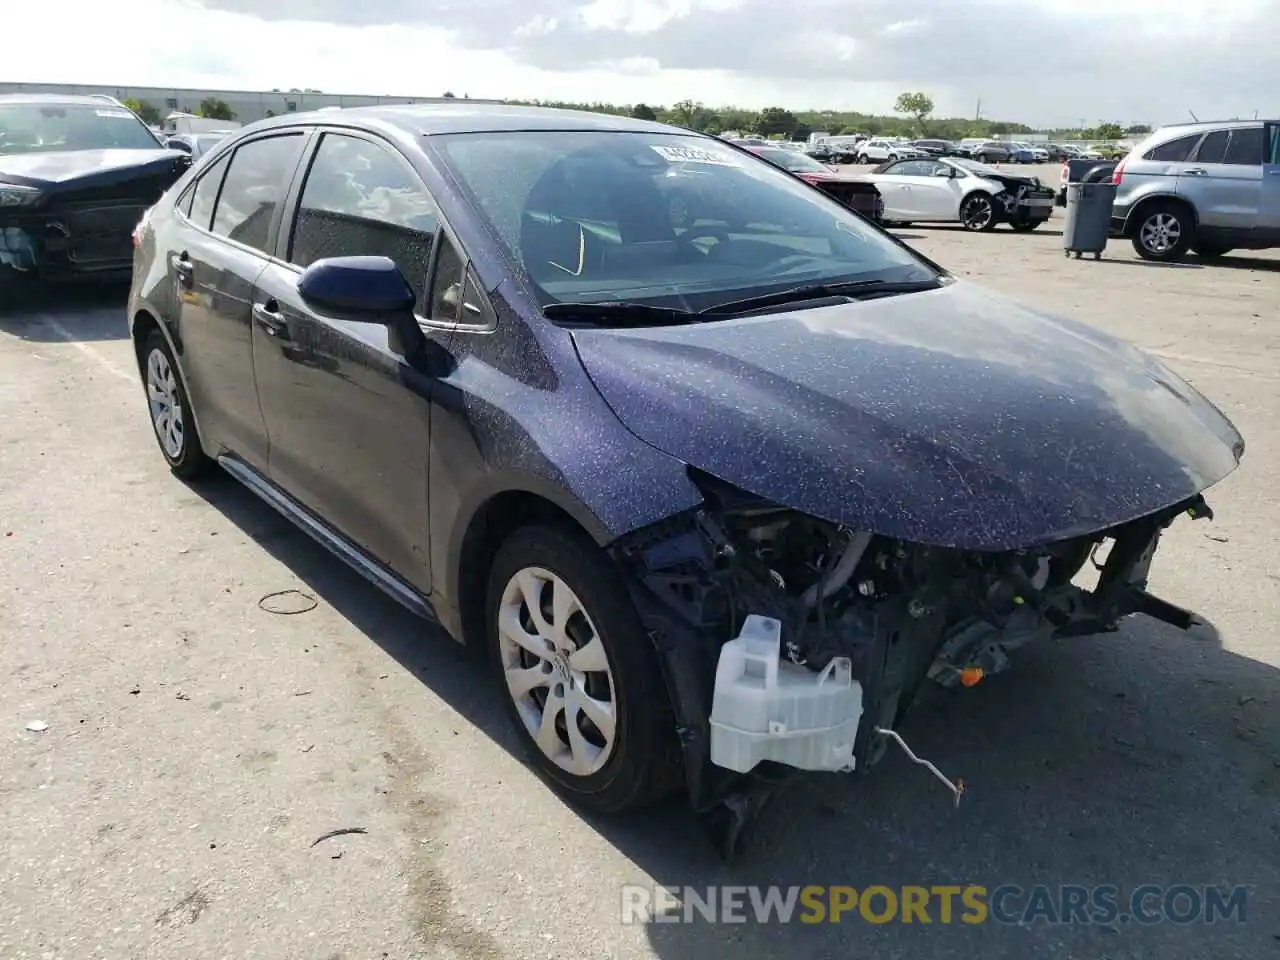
left=2, top=222, right=1278, bottom=960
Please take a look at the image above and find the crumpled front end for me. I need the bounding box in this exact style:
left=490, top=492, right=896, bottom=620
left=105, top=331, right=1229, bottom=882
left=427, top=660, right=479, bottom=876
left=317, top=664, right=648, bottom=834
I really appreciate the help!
left=610, top=468, right=1217, bottom=855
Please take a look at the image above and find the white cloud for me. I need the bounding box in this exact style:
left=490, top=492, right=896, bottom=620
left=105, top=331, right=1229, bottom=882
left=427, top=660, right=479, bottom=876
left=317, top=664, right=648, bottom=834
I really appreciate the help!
left=5, top=0, right=1278, bottom=125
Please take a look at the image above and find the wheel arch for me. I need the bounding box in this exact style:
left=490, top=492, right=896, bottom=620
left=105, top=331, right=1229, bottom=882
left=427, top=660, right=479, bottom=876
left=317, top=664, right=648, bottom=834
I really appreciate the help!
left=1123, top=193, right=1198, bottom=237
left=448, top=481, right=624, bottom=649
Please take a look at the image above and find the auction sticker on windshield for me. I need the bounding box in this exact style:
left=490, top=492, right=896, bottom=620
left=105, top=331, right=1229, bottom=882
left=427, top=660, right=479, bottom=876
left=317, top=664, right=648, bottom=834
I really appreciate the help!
left=651, top=144, right=737, bottom=166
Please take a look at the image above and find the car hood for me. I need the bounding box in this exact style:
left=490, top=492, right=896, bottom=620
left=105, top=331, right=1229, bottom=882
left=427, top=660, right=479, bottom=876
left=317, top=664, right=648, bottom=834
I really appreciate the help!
left=571, top=281, right=1243, bottom=551
left=0, top=148, right=188, bottom=193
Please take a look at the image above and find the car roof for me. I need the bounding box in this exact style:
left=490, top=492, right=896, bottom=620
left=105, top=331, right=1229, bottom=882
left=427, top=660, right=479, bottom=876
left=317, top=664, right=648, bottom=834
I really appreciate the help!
left=248, top=102, right=680, bottom=137
left=0, top=93, right=127, bottom=107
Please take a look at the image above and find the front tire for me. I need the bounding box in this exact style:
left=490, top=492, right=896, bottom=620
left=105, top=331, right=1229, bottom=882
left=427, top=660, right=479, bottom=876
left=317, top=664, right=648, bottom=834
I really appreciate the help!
left=1131, top=202, right=1193, bottom=262
left=486, top=524, right=683, bottom=813
left=960, top=193, right=999, bottom=232
left=141, top=329, right=213, bottom=479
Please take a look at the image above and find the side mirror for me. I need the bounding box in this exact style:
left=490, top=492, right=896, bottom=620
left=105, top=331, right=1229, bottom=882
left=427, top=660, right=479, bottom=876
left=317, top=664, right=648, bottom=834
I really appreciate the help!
left=297, top=255, right=416, bottom=316
left=297, top=256, right=427, bottom=360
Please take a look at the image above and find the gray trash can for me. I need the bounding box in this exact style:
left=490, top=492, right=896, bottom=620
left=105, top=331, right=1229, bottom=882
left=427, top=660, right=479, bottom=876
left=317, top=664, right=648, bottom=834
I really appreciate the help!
left=1062, top=181, right=1116, bottom=259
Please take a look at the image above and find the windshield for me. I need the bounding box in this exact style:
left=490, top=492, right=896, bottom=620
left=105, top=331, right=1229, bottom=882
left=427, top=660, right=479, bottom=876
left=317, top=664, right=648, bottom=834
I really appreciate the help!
left=0, top=103, right=161, bottom=154
left=952, top=157, right=1006, bottom=178
left=751, top=147, right=829, bottom=173
left=435, top=131, right=936, bottom=313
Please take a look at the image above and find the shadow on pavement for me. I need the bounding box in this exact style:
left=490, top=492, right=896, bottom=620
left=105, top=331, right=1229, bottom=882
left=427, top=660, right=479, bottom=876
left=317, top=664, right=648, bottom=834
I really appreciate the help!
left=0, top=282, right=130, bottom=342
left=190, top=472, right=1279, bottom=960
left=1194, top=254, right=1280, bottom=273
left=1096, top=259, right=1203, bottom=270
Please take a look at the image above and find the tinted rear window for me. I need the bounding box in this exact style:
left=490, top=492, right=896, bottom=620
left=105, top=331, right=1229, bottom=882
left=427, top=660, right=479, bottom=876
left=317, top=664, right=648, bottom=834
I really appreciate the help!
left=210, top=134, right=305, bottom=252
left=1144, top=134, right=1201, bottom=162
left=1224, top=128, right=1263, bottom=165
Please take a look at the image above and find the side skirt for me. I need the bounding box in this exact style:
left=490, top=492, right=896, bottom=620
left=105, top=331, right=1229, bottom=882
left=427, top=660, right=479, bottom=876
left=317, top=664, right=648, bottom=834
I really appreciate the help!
left=216, top=455, right=439, bottom=623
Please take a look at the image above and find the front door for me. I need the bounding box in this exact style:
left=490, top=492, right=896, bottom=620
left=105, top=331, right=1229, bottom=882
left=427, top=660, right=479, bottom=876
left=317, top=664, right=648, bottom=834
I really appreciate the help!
left=1260, top=123, right=1280, bottom=239
left=251, top=130, right=459, bottom=594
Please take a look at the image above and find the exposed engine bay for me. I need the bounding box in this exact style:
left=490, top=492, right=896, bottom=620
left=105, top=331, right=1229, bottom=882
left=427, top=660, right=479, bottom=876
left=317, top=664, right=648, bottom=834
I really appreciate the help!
left=612, top=469, right=1213, bottom=855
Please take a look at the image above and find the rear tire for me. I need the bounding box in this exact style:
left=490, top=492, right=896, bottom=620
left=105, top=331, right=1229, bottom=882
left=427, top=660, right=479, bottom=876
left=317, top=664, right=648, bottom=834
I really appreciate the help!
left=140, top=329, right=214, bottom=479
left=1131, top=201, right=1193, bottom=262
left=485, top=523, right=683, bottom=814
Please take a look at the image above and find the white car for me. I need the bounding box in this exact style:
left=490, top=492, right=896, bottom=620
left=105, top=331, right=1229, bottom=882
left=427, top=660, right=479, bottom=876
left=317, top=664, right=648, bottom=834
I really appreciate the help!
left=855, top=138, right=928, bottom=163
left=863, top=156, right=1057, bottom=231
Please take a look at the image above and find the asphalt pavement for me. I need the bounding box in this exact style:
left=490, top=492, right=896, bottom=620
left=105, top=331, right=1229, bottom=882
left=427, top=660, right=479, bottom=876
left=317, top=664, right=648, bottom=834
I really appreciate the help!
left=2, top=228, right=1277, bottom=960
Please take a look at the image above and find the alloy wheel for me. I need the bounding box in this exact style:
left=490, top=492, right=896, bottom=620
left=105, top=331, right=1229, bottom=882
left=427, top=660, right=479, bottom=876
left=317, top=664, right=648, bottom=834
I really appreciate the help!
left=497, top=566, right=618, bottom=777
left=146, top=347, right=185, bottom=459
left=961, top=196, right=994, bottom=230
left=1139, top=212, right=1182, bottom=255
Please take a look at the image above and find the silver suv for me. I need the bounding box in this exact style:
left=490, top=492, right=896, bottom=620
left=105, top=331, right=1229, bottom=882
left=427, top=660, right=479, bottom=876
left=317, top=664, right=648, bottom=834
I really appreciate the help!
left=1110, top=120, right=1280, bottom=261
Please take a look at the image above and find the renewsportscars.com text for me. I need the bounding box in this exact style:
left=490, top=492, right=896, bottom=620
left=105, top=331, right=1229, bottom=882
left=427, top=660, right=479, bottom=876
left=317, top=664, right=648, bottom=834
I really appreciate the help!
left=620, top=884, right=1249, bottom=926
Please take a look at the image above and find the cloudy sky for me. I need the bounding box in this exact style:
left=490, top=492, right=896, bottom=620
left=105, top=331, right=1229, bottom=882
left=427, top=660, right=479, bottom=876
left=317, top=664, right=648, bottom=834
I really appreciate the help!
left=7, top=0, right=1277, bottom=126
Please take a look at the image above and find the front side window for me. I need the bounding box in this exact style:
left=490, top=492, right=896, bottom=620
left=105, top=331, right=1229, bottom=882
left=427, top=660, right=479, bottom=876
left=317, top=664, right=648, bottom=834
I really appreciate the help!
left=210, top=133, right=305, bottom=252
left=435, top=131, right=937, bottom=313
left=289, top=132, right=439, bottom=310
left=1144, top=133, right=1201, bottom=162
left=0, top=102, right=161, bottom=154
left=1268, top=125, right=1280, bottom=165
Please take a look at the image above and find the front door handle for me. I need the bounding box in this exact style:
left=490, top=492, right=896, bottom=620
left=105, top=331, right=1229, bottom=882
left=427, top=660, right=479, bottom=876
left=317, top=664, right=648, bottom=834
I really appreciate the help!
left=252, top=302, right=290, bottom=341
left=1184, top=167, right=1208, bottom=175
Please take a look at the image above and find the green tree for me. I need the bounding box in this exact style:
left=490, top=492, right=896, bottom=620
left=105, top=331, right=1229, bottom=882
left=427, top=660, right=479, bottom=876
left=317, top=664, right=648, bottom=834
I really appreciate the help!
left=1125, top=123, right=1152, bottom=135
left=197, top=97, right=235, bottom=121
left=754, top=106, right=798, bottom=138
left=122, top=98, right=161, bottom=125
left=1095, top=122, right=1124, bottom=140
left=893, top=91, right=935, bottom=135
left=630, top=102, right=658, bottom=121
left=668, top=99, right=702, bottom=128
left=442, top=91, right=457, bottom=98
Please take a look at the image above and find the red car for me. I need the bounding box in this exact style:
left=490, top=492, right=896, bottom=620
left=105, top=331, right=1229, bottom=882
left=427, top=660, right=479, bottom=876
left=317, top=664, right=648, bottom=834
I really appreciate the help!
left=739, top=144, right=884, bottom=222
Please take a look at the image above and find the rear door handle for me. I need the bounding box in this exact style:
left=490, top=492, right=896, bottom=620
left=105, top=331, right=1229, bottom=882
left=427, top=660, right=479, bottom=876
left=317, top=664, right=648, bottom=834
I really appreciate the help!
left=171, top=254, right=194, bottom=287
left=252, top=302, right=291, bottom=341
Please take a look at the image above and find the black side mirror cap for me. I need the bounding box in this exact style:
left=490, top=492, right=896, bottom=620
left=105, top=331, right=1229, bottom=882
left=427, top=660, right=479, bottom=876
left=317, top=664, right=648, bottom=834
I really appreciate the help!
left=297, top=256, right=417, bottom=316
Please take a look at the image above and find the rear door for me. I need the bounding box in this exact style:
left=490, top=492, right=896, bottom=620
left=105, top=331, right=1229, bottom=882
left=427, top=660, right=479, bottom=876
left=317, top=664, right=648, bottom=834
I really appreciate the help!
left=171, top=131, right=309, bottom=468
left=251, top=129, right=456, bottom=593
left=1183, top=125, right=1264, bottom=235
left=877, top=159, right=956, bottom=219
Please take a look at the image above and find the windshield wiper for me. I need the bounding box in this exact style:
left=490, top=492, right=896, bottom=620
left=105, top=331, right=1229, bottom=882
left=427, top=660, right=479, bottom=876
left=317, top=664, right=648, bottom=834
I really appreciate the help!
left=542, top=301, right=699, bottom=327
left=700, top=277, right=945, bottom=317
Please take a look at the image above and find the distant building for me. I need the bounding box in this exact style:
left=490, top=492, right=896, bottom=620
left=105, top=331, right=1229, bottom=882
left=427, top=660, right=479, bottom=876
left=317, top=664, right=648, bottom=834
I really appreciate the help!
left=0, top=81, right=498, bottom=124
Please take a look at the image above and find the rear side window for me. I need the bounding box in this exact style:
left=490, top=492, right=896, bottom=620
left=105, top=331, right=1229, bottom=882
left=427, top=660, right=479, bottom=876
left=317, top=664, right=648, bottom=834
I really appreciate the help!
left=1223, top=128, right=1263, bottom=165
left=210, top=134, right=306, bottom=252
left=1194, top=130, right=1229, bottom=164
left=289, top=132, right=440, bottom=311
left=1269, top=126, right=1280, bottom=164
left=1143, top=134, right=1201, bottom=162
left=187, top=154, right=229, bottom=230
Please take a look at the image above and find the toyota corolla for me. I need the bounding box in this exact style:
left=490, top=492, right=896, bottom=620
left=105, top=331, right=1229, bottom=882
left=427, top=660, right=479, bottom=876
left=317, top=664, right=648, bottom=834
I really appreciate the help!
left=128, top=104, right=1244, bottom=854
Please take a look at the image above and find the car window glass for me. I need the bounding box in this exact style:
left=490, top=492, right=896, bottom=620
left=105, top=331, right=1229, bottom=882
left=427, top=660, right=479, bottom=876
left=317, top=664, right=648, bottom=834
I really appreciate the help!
left=177, top=183, right=196, bottom=218
left=1144, top=134, right=1200, bottom=162
left=210, top=134, right=305, bottom=252
left=1194, top=130, right=1229, bottom=164
left=893, top=160, right=930, bottom=176
left=188, top=153, right=229, bottom=230
left=1224, top=128, right=1263, bottom=165
left=429, top=233, right=466, bottom=322
left=1269, top=126, right=1280, bottom=164
left=290, top=132, right=439, bottom=311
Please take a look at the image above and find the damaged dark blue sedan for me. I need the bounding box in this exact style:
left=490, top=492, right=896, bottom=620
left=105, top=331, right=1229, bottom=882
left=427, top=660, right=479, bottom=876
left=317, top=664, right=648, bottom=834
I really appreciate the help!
left=127, top=104, right=1244, bottom=853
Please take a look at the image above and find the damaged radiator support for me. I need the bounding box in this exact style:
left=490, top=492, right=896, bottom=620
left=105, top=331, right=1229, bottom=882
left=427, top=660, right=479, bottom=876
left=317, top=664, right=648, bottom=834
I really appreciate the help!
left=612, top=485, right=1216, bottom=859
